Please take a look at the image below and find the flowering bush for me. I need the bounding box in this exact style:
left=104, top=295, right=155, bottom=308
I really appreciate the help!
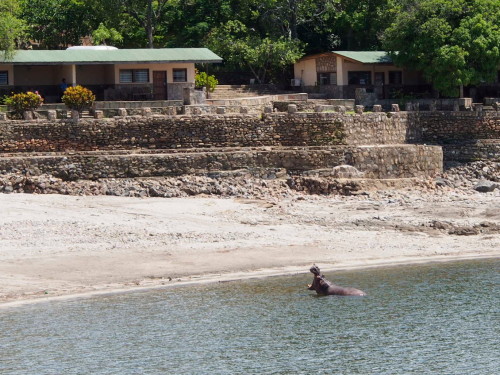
left=5, top=91, right=44, bottom=115
left=62, top=85, right=95, bottom=112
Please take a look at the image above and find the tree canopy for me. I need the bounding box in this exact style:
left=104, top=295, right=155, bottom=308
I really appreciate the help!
left=6, top=0, right=500, bottom=89
left=383, top=0, right=500, bottom=96
left=207, top=20, right=304, bottom=83
left=0, top=0, right=25, bottom=57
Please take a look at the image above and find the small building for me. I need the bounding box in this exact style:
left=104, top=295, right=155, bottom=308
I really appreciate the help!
left=0, top=47, right=222, bottom=102
left=293, top=51, right=429, bottom=99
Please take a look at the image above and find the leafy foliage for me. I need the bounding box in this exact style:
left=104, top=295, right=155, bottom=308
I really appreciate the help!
left=207, top=20, right=305, bottom=83
left=5, top=91, right=43, bottom=114
left=383, top=0, right=500, bottom=96
left=195, top=70, right=218, bottom=92
left=92, top=23, right=123, bottom=46
left=8, top=0, right=500, bottom=90
left=62, top=86, right=95, bottom=112
left=20, top=0, right=98, bottom=49
left=0, top=0, right=25, bottom=56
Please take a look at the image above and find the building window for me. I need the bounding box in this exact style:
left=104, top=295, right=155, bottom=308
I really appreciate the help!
left=119, top=69, right=149, bottom=83
left=348, top=71, right=371, bottom=85
left=389, top=71, right=403, bottom=84
left=317, top=72, right=336, bottom=85
left=173, top=68, right=187, bottom=82
left=0, top=71, right=8, bottom=85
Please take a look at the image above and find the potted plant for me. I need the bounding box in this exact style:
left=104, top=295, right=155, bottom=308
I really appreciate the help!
left=62, top=85, right=96, bottom=118
left=5, top=91, right=44, bottom=119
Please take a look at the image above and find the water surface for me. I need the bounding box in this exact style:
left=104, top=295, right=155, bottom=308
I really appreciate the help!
left=1, top=259, right=498, bottom=374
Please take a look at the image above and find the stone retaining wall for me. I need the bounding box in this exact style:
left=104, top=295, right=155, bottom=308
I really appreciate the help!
left=408, top=111, right=500, bottom=162
left=442, top=141, right=500, bottom=162
left=412, top=111, right=500, bottom=142
left=0, top=145, right=442, bottom=181
left=0, top=112, right=417, bottom=153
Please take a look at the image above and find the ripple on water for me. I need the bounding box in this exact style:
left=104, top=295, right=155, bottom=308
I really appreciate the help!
left=0, top=259, right=499, bottom=375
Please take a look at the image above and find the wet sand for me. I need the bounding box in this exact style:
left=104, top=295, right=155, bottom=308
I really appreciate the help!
left=1, top=191, right=499, bottom=307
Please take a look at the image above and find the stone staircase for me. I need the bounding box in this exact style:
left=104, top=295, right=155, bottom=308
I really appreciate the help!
left=210, top=84, right=282, bottom=99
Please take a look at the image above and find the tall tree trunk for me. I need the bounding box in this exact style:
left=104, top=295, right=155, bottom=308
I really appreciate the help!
left=289, top=0, right=298, bottom=39
left=147, top=0, right=153, bottom=48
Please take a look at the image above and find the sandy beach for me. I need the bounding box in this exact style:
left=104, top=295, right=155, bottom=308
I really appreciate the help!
left=1, top=185, right=499, bottom=307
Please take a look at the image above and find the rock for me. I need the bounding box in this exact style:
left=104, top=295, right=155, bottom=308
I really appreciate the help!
left=474, top=180, right=498, bottom=193
left=431, top=220, right=453, bottom=230
left=435, top=178, right=450, bottom=187
left=449, top=227, right=479, bottom=236
left=331, top=165, right=364, bottom=178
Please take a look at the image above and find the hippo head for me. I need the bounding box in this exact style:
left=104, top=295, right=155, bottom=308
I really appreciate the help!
left=310, top=265, right=321, bottom=275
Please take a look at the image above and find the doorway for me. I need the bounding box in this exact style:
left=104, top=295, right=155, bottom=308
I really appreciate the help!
left=153, top=71, right=167, bottom=100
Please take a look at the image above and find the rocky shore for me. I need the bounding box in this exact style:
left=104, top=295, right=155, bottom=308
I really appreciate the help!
left=0, top=161, right=498, bottom=199
left=0, top=160, right=498, bottom=306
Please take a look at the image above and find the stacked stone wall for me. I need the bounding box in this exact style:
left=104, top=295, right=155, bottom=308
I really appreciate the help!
left=0, top=145, right=442, bottom=181
left=0, top=112, right=416, bottom=153
left=409, top=111, right=500, bottom=161
left=412, top=112, right=500, bottom=143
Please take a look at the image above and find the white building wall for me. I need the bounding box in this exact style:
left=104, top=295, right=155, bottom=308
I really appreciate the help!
left=294, top=59, right=317, bottom=86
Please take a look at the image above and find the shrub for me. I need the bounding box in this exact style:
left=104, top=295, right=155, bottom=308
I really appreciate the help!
left=62, top=85, right=95, bottom=112
left=5, top=91, right=44, bottom=115
left=195, top=70, right=218, bottom=93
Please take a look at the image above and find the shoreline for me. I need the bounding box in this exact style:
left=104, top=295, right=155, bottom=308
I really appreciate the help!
left=1, top=191, right=499, bottom=309
left=1, top=251, right=498, bottom=310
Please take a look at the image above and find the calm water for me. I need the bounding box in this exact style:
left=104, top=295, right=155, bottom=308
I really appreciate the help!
left=1, top=259, right=499, bottom=375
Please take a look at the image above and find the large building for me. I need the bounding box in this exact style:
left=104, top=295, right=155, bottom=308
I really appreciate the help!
left=293, top=51, right=429, bottom=99
left=0, top=47, right=222, bottom=102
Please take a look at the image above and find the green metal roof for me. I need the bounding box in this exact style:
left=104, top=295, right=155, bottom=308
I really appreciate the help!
left=0, top=48, right=223, bottom=65
left=333, top=51, right=393, bottom=64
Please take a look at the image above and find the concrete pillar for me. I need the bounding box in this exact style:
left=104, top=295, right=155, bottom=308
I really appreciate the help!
left=391, top=104, right=400, bottom=112
left=336, top=56, right=344, bottom=85
left=142, top=107, right=152, bottom=117
left=355, top=105, right=364, bottom=114
left=94, top=110, right=104, bottom=119
left=118, top=108, right=127, bottom=117
left=71, top=110, right=80, bottom=122
left=458, top=98, right=472, bottom=110
left=0, top=112, right=7, bottom=121
left=23, top=111, right=33, bottom=120
left=47, top=110, right=57, bottom=120
left=337, top=106, right=346, bottom=114
left=405, top=102, right=413, bottom=111
left=288, top=104, right=298, bottom=114
left=372, top=105, right=382, bottom=112
left=71, top=65, right=77, bottom=87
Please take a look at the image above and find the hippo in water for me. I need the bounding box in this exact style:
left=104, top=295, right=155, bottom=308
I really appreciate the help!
left=307, top=265, right=367, bottom=296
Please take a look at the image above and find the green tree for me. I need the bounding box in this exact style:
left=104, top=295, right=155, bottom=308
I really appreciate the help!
left=116, top=0, right=169, bottom=48
left=0, top=0, right=25, bottom=57
left=207, top=20, right=304, bottom=83
left=20, top=0, right=97, bottom=49
left=383, top=0, right=500, bottom=97
left=92, top=23, right=123, bottom=46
